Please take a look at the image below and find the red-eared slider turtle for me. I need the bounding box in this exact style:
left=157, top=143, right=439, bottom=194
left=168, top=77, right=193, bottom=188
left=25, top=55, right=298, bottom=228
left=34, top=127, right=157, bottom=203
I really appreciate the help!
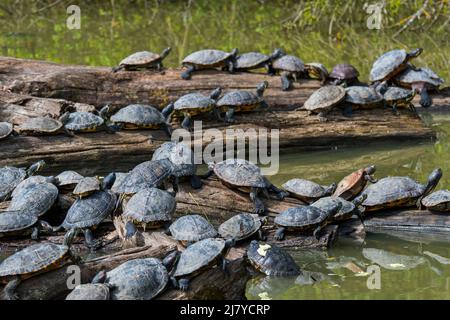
left=370, top=48, right=423, bottom=83
left=171, top=238, right=234, bottom=291
left=304, top=62, right=329, bottom=84
left=73, top=176, right=100, bottom=198
left=0, top=160, right=45, bottom=202
left=362, top=168, right=442, bottom=212
left=216, top=81, right=269, bottom=123
left=218, top=213, right=266, bottom=241
left=272, top=54, right=305, bottom=91
left=311, top=194, right=367, bottom=223
left=181, top=48, right=238, bottom=80
left=274, top=201, right=342, bottom=240
left=234, top=48, right=284, bottom=74
left=151, top=141, right=202, bottom=189
left=162, top=87, right=222, bottom=131
left=168, top=214, right=217, bottom=246
left=246, top=240, right=300, bottom=276
left=8, top=182, right=59, bottom=217
left=112, top=48, right=172, bottom=72
left=64, top=106, right=116, bottom=133
left=11, top=175, right=55, bottom=198
left=17, top=113, right=71, bottom=136
left=282, top=178, right=337, bottom=204
left=329, top=64, right=360, bottom=87
left=0, top=228, right=78, bottom=300
left=110, top=104, right=171, bottom=134
left=421, top=190, right=450, bottom=213
left=395, top=66, right=444, bottom=108
left=0, top=122, right=13, bottom=140
left=303, top=85, right=346, bottom=121
left=333, top=165, right=377, bottom=200
left=204, top=159, right=287, bottom=215
left=0, top=211, right=53, bottom=239
left=382, top=86, right=417, bottom=114
left=55, top=170, right=84, bottom=192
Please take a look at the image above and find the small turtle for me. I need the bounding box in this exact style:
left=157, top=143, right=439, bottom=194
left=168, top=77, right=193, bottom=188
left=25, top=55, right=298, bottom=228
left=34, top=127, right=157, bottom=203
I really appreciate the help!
left=181, top=48, right=238, bottom=80
left=246, top=240, right=300, bottom=277
left=328, top=64, right=360, bottom=86
left=64, top=106, right=116, bottom=133
left=204, top=159, right=287, bottom=215
left=218, top=213, right=266, bottom=241
left=55, top=170, right=84, bottom=192
left=421, top=190, right=450, bottom=213
left=216, top=81, right=269, bottom=123
left=17, top=113, right=71, bottom=136
left=395, top=66, right=444, bottom=108
left=0, top=122, right=13, bottom=140
left=382, top=86, right=417, bottom=114
left=11, top=175, right=55, bottom=199
left=303, top=85, right=346, bottom=121
left=333, top=165, right=377, bottom=200
left=342, top=85, right=385, bottom=116
left=171, top=238, right=234, bottom=291
left=272, top=54, right=305, bottom=91
left=112, top=48, right=172, bottom=72
left=0, top=160, right=45, bottom=202
left=304, top=62, right=329, bottom=84
left=168, top=214, right=217, bottom=246
left=311, top=194, right=367, bottom=223
left=8, top=182, right=59, bottom=217
left=370, top=48, right=423, bottom=84
left=110, top=104, right=171, bottom=134
left=234, top=48, right=284, bottom=74
left=162, top=87, right=222, bottom=131
left=282, top=178, right=337, bottom=204
left=73, top=176, right=101, bottom=198
left=151, top=141, right=202, bottom=189
left=362, top=168, right=442, bottom=212
left=0, top=211, right=53, bottom=239
left=0, top=228, right=78, bottom=300
left=274, top=201, right=342, bottom=240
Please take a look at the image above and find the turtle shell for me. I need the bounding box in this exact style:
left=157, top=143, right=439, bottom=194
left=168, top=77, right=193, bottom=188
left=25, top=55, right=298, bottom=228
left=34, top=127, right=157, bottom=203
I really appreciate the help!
left=55, top=170, right=84, bottom=188
left=0, top=243, right=69, bottom=277
left=174, top=93, right=216, bottom=111
left=182, top=49, right=232, bottom=67
left=235, top=52, right=270, bottom=69
left=151, top=142, right=196, bottom=177
left=73, top=177, right=100, bottom=196
left=18, top=117, right=63, bottom=134
left=8, top=182, right=58, bottom=217
left=66, top=283, right=110, bottom=300
left=345, top=86, right=383, bottom=107
left=0, top=211, right=38, bottom=234
left=333, top=169, right=367, bottom=200
left=304, top=63, right=329, bottom=79
left=272, top=55, right=304, bottom=72
left=329, top=64, right=359, bottom=80
left=218, top=213, right=262, bottom=241
left=11, top=175, right=52, bottom=198
left=0, top=166, right=27, bottom=202
left=421, top=190, right=450, bottom=212
left=311, top=196, right=355, bottom=222
left=303, top=85, right=346, bottom=112
left=246, top=240, right=300, bottom=277
left=110, top=104, right=166, bottom=128
left=383, top=86, right=415, bottom=103
left=0, top=122, right=13, bottom=140
left=111, top=172, right=127, bottom=194
left=169, top=214, right=217, bottom=242
left=217, top=90, right=261, bottom=107
left=213, top=159, right=267, bottom=189
left=274, top=206, right=328, bottom=229
left=396, top=67, right=444, bottom=87
left=105, top=258, right=168, bottom=300
left=64, top=112, right=104, bottom=132
left=123, top=188, right=175, bottom=225
left=173, top=238, right=225, bottom=277
left=119, top=51, right=161, bottom=67
left=370, top=49, right=409, bottom=82
left=62, top=190, right=116, bottom=229
left=282, top=178, right=332, bottom=202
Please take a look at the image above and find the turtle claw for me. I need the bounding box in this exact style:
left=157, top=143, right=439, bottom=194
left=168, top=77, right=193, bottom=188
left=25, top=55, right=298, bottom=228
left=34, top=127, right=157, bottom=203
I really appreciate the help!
left=178, top=278, right=190, bottom=292
left=274, top=228, right=285, bottom=241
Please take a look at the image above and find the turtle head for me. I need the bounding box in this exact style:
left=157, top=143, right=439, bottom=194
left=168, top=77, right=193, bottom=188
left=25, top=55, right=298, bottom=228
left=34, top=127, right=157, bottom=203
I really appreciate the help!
left=256, top=81, right=269, bottom=98
left=102, top=172, right=116, bottom=190
left=27, top=160, right=46, bottom=176
left=408, top=48, right=423, bottom=59
left=327, top=201, right=343, bottom=219
left=364, top=165, right=376, bottom=175
left=161, top=47, right=172, bottom=59
left=375, top=81, right=389, bottom=95
left=209, top=87, right=222, bottom=100
left=99, top=105, right=110, bottom=119
left=230, top=48, right=239, bottom=58
left=58, top=111, right=70, bottom=124
left=324, top=182, right=337, bottom=196
left=225, top=238, right=236, bottom=249
left=91, top=270, right=107, bottom=284
left=163, top=250, right=180, bottom=272
left=423, top=168, right=442, bottom=197
left=45, top=175, right=57, bottom=185
left=270, top=48, right=285, bottom=60
left=162, top=102, right=174, bottom=119
left=352, top=193, right=367, bottom=207
left=63, top=228, right=79, bottom=247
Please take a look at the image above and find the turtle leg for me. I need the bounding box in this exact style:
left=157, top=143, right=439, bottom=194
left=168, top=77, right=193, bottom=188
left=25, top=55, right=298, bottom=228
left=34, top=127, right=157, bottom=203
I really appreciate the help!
left=111, top=65, right=123, bottom=73
left=267, top=183, right=288, bottom=200
left=162, top=123, right=172, bottom=137
left=409, top=103, right=418, bottom=116
left=265, top=63, right=276, bottom=76
left=213, top=106, right=223, bottom=121
left=250, top=187, right=266, bottom=216
left=391, top=103, right=400, bottom=116
left=259, top=100, right=269, bottom=109
left=189, top=175, right=203, bottom=189
left=31, top=226, right=39, bottom=240
left=227, top=60, right=235, bottom=74
left=124, top=221, right=138, bottom=240
left=280, top=73, right=292, bottom=91
left=169, top=277, right=179, bottom=289
left=317, top=112, right=328, bottom=122
left=313, top=225, right=323, bottom=240
left=83, top=228, right=100, bottom=251
left=181, top=114, right=192, bottom=131
left=274, top=227, right=286, bottom=241
left=156, top=62, right=163, bottom=71
left=342, top=104, right=353, bottom=117
left=172, top=176, right=180, bottom=194
left=178, top=278, right=190, bottom=291
left=364, top=173, right=378, bottom=183
left=224, top=108, right=235, bottom=123
left=63, top=126, right=75, bottom=137
left=218, top=255, right=230, bottom=275
left=181, top=65, right=195, bottom=80
left=258, top=229, right=267, bottom=241
left=4, top=277, right=21, bottom=300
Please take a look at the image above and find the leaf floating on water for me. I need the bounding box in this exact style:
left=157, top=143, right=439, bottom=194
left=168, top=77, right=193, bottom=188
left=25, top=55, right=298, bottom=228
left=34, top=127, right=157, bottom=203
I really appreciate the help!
left=257, top=244, right=271, bottom=257
left=258, top=292, right=272, bottom=300
left=423, top=251, right=450, bottom=265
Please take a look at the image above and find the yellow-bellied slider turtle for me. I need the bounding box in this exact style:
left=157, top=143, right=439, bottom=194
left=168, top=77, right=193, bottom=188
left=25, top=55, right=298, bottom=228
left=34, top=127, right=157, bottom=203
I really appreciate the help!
left=234, top=49, right=284, bottom=74
left=216, top=81, right=269, bottom=123
left=112, top=48, right=172, bottom=73
left=218, top=213, right=265, bottom=241
left=181, top=48, right=238, bottom=80
left=282, top=178, right=337, bottom=204
left=246, top=240, right=300, bottom=276
left=0, top=211, right=53, bottom=239
left=0, top=228, right=78, bottom=300
left=382, top=86, right=417, bottom=115
left=304, top=62, right=329, bottom=84
left=303, top=85, right=346, bottom=122
left=333, top=165, right=377, bottom=200
left=0, top=122, right=13, bottom=140
left=55, top=170, right=84, bottom=192
left=8, top=182, right=59, bottom=217
left=168, top=214, right=217, bottom=246
left=329, top=64, right=360, bottom=87
left=272, top=54, right=305, bottom=91
left=73, top=176, right=100, bottom=198
left=311, top=194, right=367, bottom=223
left=421, top=190, right=450, bottom=213
left=362, top=168, right=442, bottom=212
left=370, top=48, right=423, bottom=83
left=110, top=104, right=171, bottom=134
left=17, top=113, right=71, bottom=136
left=274, top=201, right=342, bottom=240
left=64, top=106, right=116, bottom=133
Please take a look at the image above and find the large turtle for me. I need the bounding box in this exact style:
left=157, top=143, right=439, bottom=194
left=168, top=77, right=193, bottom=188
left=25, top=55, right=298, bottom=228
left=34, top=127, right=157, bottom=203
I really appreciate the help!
left=234, top=49, right=284, bottom=74
left=0, top=122, right=13, bottom=140
left=382, top=86, right=417, bottom=115
left=112, top=48, right=172, bottom=72
left=181, top=48, right=238, bottom=80
left=218, top=213, right=266, bottom=241
left=55, top=170, right=84, bottom=192
left=11, top=175, right=55, bottom=198
left=274, top=201, right=342, bottom=240
left=246, top=240, right=300, bottom=277
left=0, top=211, right=53, bottom=239
left=362, top=168, right=442, bottom=212
left=216, top=81, right=269, bottom=123
left=303, top=85, right=346, bottom=121
left=73, top=176, right=100, bottom=198
left=8, top=182, right=59, bottom=217
left=64, top=106, right=116, bottom=133
left=282, top=178, right=337, bottom=204
left=168, top=214, right=217, bottom=246
left=304, top=62, right=329, bottom=84
left=0, top=160, right=45, bottom=202
left=328, top=64, right=360, bottom=87
left=110, top=104, right=171, bottom=134
left=203, top=159, right=287, bottom=215
left=311, top=194, right=367, bottom=223
left=333, top=165, right=377, bottom=200
left=272, top=54, right=305, bottom=91
left=17, top=113, right=71, bottom=136
left=0, top=228, right=78, bottom=300
left=421, top=190, right=450, bottom=213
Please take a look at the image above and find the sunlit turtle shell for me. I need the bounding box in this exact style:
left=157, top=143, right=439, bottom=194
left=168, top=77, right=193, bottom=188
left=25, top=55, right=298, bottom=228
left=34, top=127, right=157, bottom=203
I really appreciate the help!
left=151, top=142, right=196, bottom=177
left=421, top=190, right=450, bottom=212
left=344, top=86, right=383, bottom=107
left=8, top=182, right=58, bottom=217
left=282, top=178, right=336, bottom=203
left=169, top=214, right=217, bottom=242
left=272, top=55, right=304, bottom=72
left=213, top=159, right=267, bottom=188
left=64, top=112, right=104, bottom=132
left=17, top=117, right=64, bottom=135
left=182, top=49, right=234, bottom=67
left=218, top=213, right=262, bottom=241
left=110, top=104, right=166, bottom=129
left=303, top=85, right=346, bottom=113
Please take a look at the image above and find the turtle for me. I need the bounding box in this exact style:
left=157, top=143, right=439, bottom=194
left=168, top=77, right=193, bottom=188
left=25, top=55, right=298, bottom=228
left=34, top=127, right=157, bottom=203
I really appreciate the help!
left=274, top=201, right=342, bottom=240
left=55, top=170, right=84, bottom=192
left=64, top=106, right=116, bottom=133
left=234, top=48, right=284, bottom=74
left=342, top=85, right=385, bottom=116
left=281, top=178, right=337, bottom=204
left=328, top=64, right=360, bottom=87
left=271, top=54, right=305, bottom=91
left=0, top=211, right=53, bottom=240
left=203, top=159, right=287, bottom=215
left=246, top=240, right=300, bottom=277
left=362, top=168, right=442, bottom=212
left=395, top=66, right=444, bottom=108
left=369, top=48, right=423, bottom=84
left=181, top=48, right=239, bottom=80
left=303, top=85, right=346, bottom=121
left=122, top=188, right=176, bottom=239
left=0, top=122, right=13, bottom=140
left=110, top=104, right=171, bottom=134
left=382, top=86, right=417, bottom=115
left=151, top=141, right=202, bottom=189
left=11, top=175, right=56, bottom=199
left=16, top=113, right=72, bottom=136
left=111, top=172, right=127, bottom=194
left=333, top=165, right=377, bottom=200
left=73, top=176, right=101, bottom=198
left=8, top=182, right=59, bottom=217
left=0, top=160, right=46, bottom=202
left=112, top=48, right=171, bottom=73
left=66, top=282, right=111, bottom=300
left=304, top=62, right=329, bottom=84
left=161, top=87, right=222, bottom=131
left=218, top=213, right=266, bottom=241
left=170, top=238, right=235, bottom=291
left=421, top=190, right=450, bottom=213
left=216, top=81, right=269, bottom=123
left=311, top=194, right=367, bottom=223
left=168, top=214, right=217, bottom=246
left=0, top=228, right=79, bottom=300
